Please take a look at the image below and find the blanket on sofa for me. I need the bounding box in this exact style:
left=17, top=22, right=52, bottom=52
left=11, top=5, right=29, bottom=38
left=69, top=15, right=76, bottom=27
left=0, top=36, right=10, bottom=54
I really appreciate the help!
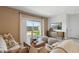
left=51, top=39, right=79, bottom=53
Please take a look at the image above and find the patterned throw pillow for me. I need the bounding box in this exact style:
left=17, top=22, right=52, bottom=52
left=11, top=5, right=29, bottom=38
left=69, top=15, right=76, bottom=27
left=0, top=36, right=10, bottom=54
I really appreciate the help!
left=3, top=33, right=19, bottom=49
left=4, top=38, right=17, bottom=49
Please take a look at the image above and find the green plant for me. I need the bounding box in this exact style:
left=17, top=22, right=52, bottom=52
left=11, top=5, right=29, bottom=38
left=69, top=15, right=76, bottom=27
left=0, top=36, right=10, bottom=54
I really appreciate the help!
left=57, top=24, right=62, bottom=29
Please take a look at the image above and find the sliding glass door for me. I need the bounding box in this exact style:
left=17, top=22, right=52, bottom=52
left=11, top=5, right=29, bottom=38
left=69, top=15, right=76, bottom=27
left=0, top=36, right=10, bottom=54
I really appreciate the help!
left=26, top=20, right=41, bottom=43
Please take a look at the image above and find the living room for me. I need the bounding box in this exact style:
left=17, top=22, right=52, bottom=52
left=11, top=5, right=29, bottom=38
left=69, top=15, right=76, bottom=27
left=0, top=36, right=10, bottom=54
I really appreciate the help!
left=0, top=6, right=79, bottom=53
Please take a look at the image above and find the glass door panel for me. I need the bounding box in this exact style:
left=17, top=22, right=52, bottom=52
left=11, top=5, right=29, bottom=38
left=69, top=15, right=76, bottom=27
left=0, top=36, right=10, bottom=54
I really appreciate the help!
left=26, top=20, right=41, bottom=44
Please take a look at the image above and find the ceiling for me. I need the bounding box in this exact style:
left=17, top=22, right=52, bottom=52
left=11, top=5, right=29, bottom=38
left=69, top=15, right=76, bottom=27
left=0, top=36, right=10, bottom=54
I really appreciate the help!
left=9, top=6, right=79, bottom=17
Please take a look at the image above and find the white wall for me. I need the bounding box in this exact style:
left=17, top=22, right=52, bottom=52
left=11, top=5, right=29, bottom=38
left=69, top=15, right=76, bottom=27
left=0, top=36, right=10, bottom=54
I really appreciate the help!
left=67, top=14, right=79, bottom=39
left=48, top=15, right=67, bottom=39
left=48, top=14, right=79, bottom=39
left=48, top=15, right=67, bottom=32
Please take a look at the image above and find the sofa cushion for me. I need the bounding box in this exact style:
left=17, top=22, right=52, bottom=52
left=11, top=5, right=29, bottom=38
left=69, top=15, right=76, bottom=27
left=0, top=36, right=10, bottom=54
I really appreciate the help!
left=48, top=31, right=58, bottom=38
left=48, top=37, right=60, bottom=45
left=37, top=36, right=48, bottom=43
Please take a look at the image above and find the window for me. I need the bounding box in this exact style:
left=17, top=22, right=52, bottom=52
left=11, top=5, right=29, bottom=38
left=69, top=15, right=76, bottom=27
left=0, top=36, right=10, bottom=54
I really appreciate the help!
left=26, top=20, right=41, bottom=41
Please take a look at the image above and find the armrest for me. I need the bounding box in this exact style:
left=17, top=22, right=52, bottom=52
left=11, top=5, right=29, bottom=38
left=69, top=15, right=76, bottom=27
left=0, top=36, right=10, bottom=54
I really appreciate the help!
left=35, top=41, right=45, bottom=48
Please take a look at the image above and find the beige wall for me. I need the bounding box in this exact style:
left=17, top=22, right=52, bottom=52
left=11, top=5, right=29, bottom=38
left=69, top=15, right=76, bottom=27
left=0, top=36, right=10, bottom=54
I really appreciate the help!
left=0, top=7, right=48, bottom=42
left=0, top=7, right=20, bottom=42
